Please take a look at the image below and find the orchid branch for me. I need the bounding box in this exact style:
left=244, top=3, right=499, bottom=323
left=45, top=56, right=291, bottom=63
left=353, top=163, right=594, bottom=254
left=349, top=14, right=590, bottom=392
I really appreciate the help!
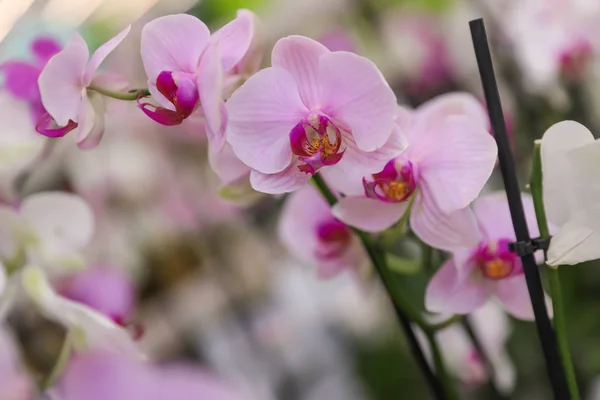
left=530, top=140, right=581, bottom=400
left=311, top=173, right=458, bottom=400
left=88, top=86, right=150, bottom=101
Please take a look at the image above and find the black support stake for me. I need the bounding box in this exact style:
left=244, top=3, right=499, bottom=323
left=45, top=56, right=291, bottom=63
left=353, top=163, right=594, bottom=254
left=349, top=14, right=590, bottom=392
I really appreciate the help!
left=469, top=18, right=570, bottom=399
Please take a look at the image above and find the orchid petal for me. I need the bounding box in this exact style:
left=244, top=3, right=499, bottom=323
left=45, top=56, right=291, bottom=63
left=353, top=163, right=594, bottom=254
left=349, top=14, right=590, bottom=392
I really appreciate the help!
left=425, top=258, right=487, bottom=314
left=319, top=51, right=397, bottom=151
left=332, top=196, right=407, bottom=232
left=22, top=266, right=140, bottom=356
left=547, top=209, right=600, bottom=266
left=226, top=67, right=308, bottom=173
left=32, top=37, right=62, bottom=62
left=413, top=115, right=497, bottom=214
left=249, top=162, right=309, bottom=194
left=410, top=191, right=480, bottom=251
left=75, top=92, right=105, bottom=150
left=541, top=120, right=595, bottom=226
left=83, top=25, right=131, bottom=86
left=271, top=35, right=329, bottom=109
left=141, top=14, right=210, bottom=80
left=495, top=275, right=544, bottom=320
left=21, top=192, right=94, bottom=258
left=197, top=43, right=224, bottom=143
left=210, top=9, right=254, bottom=72
left=209, top=141, right=250, bottom=186
left=38, top=34, right=88, bottom=126
left=0, top=61, right=41, bottom=102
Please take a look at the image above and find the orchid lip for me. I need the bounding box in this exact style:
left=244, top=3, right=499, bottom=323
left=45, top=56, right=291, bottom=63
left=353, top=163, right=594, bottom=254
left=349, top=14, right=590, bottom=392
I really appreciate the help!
left=363, top=159, right=417, bottom=203
left=36, top=112, right=78, bottom=138
left=156, top=71, right=199, bottom=119
left=290, top=115, right=345, bottom=174
left=472, top=238, right=519, bottom=280
left=315, top=218, right=352, bottom=260
left=137, top=96, right=185, bottom=126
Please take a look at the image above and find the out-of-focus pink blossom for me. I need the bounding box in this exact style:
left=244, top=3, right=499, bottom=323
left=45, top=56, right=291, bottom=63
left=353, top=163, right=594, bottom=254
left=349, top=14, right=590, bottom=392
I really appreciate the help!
left=425, top=192, right=551, bottom=320
left=382, top=11, right=453, bottom=98
left=500, top=0, right=600, bottom=90
left=59, top=266, right=135, bottom=325
left=332, top=93, right=497, bottom=251
left=37, top=26, right=131, bottom=149
left=0, top=36, right=61, bottom=121
left=55, top=352, right=248, bottom=400
left=279, top=185, right=366, bottom=278
left=227, top=35, right=399, bottom=194
left=318, top=29, right=356, bottom=53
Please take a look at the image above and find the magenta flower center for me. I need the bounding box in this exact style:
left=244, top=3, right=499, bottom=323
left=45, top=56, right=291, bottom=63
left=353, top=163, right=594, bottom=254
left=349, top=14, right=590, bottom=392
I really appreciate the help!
left=363, top=159, right=417, bottom=203
left=472, top=238, right=518, bottom=280
left=290, top=115, right=345, bottom=174
left=560, top=40, right=592, bottom=80
left=315, top=218, right=352, bottom=260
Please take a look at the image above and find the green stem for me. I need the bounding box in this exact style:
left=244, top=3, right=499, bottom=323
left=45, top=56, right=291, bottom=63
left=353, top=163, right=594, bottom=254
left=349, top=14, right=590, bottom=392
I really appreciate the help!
left=530, top=141, right=581, bottom=400
left=88, top=85, right=150, bottom=101
left=43, top=329, right=73, bottom=390
left=311, top=173, right=459, bottom=399
left=427, top=331, right=459, bottom=400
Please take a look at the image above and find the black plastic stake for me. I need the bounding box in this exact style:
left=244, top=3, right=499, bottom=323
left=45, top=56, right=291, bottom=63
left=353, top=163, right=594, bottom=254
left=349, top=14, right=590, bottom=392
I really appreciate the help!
left=469, top=18, right=570, bottom=399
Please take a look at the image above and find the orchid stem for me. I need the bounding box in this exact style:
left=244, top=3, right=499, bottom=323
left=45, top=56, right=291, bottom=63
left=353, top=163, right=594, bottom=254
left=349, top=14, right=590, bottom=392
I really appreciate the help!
left=88, top=85, right=150, bottom=101
left=311, top=173, right=458, bottom=400
left=530, top=141, right=581, bottom=400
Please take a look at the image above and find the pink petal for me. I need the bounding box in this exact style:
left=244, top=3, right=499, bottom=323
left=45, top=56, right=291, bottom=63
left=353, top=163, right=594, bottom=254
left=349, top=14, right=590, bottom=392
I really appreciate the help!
left=249, top=162, right=309, bottom=194
left=411, top=92, right=489, bottom=142
left=495, top=276, right=538, bottom=320
left=83, top=25, right=131, bottom=86
left=226, top=67, right=308, bottom=173
left=141, top=14, right=210, bottom=81
left=410, top=190, right=480, bottom=251
left=75, top=93, right=105, bottom=150
left=332, top=196, right=407, bottom=232
left=209, top=141, right=250, bottom=186
left=91, top=72, right=129, bottom=91
left=271, top=35, right=329, bottom=109
left=0, top=61, right=41, bottom=102
left=210, top=9, right=254, bottom=72
left=32, top=36, right=62, bottom=62
left=197, top=43, right=224, bottom=143
left=38, top=34, right=88, bottom=126
left=319, top=51, right=397, bottom=151
left=278, top=185, right=333, bottom=263
left=425, top=258, right=488, bottom=314
left=413, top=115, right=497, bottom=214
left=472, top=192, right=540, bottom=242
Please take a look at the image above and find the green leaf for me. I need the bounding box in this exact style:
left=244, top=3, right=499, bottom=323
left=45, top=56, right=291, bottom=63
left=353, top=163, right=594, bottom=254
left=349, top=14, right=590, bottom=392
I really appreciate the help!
left=386, top=253, right=421, bottom=275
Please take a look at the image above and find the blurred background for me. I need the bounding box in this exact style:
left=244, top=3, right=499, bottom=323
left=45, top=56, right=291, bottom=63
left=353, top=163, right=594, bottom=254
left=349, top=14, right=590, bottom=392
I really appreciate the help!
left=2, top=0, right=600, bottom=399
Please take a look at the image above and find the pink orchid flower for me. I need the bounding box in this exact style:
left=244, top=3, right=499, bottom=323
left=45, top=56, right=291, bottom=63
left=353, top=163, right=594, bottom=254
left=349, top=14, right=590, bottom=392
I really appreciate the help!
left=0, top=36, right=61, bottom=121
left=279, top=185, right=366, bottom=278
left=0, top=328, right=33, bottom=400
left=59, top=266, right=135, bottom=326
left=37, top=26, right=131, bottom=149
left=226, top=35, right=399, bottom=194
left=332, top=93, right=497, bottom=250
left=55, top=352, right=248, bottom=400
left=425, top=192, right=551, bottom=320
left=139, top=10, right=255, bottom=132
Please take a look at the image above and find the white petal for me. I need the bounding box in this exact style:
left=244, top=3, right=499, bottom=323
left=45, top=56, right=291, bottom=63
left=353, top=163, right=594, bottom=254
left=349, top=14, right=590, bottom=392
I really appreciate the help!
left=547, top=209, right=600, bottom=266
left=541, top=121, right=595, bottom=226
left=22, top=266, right=140, bottom=356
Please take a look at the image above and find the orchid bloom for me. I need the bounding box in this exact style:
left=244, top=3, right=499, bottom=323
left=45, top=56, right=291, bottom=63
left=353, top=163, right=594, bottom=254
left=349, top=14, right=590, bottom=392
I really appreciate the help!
left=59, top=266, right=135, bottom=326
left=226, top=35, right=399, bottom=194
left=54, top=352, right=246, bottom=400
left=0, top=192, right=94, bottom=273
left=502, top=0, right=600, bottom=89
left=37, top=26, right=131, bottom=149
left=540, top=120, right=600, bottom=266
left=279, top=185, right=366, bottom=278
left=332, top=93, right=497, bottom=250
left=23, top=266, right=139, bottom=356
left=139, top=11, right=255, bottom=131
left=421, top=301, right=515, bottom=394
left=0, top=35, right=61, bottom=121
left=425, top=192, right=550, bottom=320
